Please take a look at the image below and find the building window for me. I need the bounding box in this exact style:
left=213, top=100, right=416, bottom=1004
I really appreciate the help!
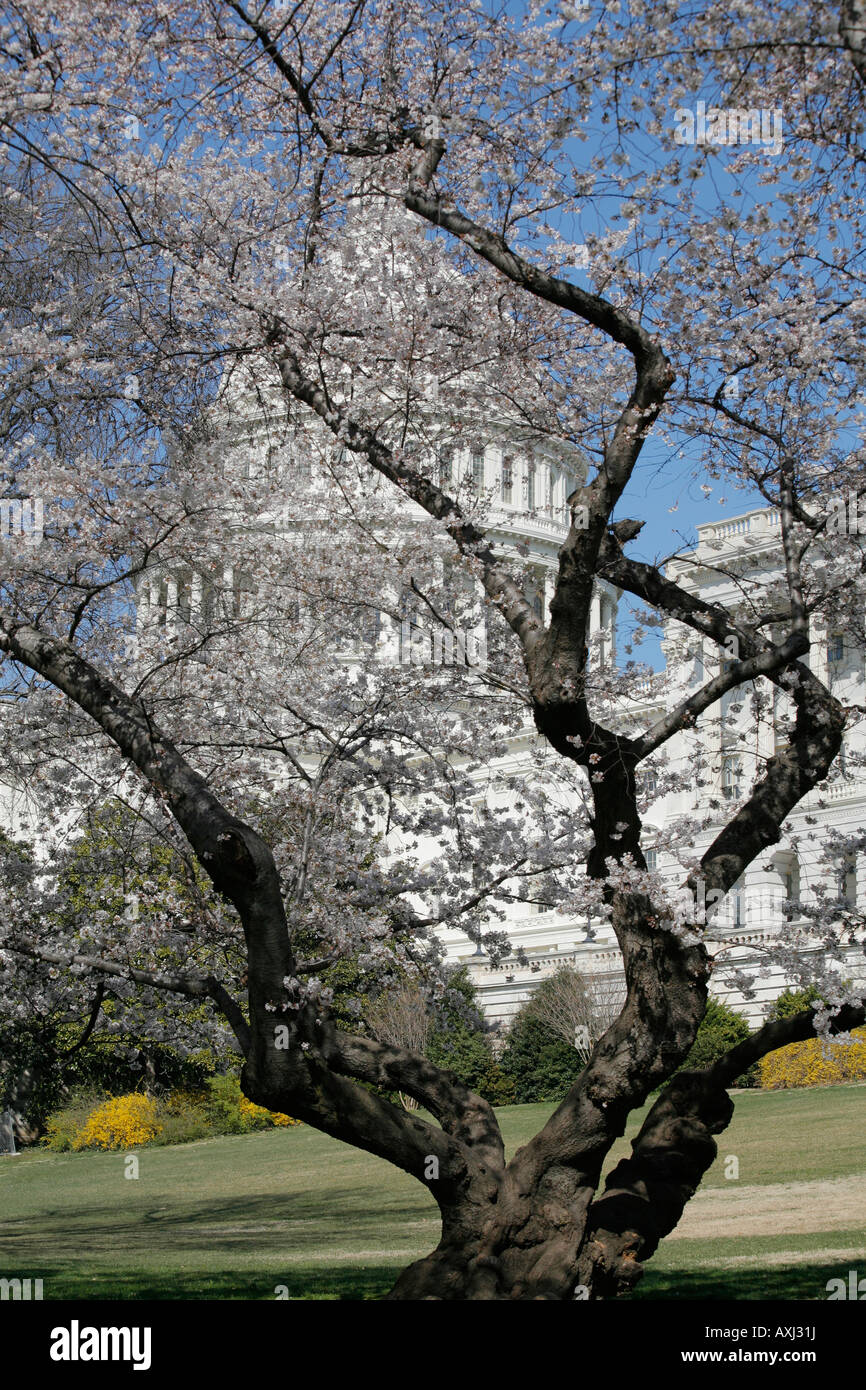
left=722, top=756, right=742, bottom=800
left=470, top=445, right=485, bottom=492
left=526, top=458, right=536, bottom=511
left=645, top=848, right=658, bottom=872
left=781, top=858, right=800, bottom=918
left=239, top=429, right=258, bottom=480
left=438, top=448, right=453, bottom=487
left=639, top=766, right=658, bottom=797
left=827, top=632, right=844, bottom=666
left=501, top=456, right=513, bottom=505
left=263, top=443, right=283, bottom=482
left=358, top=605, right=381, bottom=648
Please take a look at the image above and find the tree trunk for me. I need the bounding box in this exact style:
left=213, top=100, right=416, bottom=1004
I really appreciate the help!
left=386, top=1179, right=593, bottom=1300
left=385, top=1075, right=730, bottom=1301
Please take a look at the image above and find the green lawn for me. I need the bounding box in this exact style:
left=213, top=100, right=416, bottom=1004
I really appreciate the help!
left=0, top=1086, right=864, bottom=1300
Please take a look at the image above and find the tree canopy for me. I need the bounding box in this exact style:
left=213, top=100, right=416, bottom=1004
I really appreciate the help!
left=1, top=0, right=865, bottom=1299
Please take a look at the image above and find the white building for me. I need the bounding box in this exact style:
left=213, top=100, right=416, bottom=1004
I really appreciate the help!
left=196, top=379, right=866, bottom=1030
left=4, top=385, right=861, bottom=1031
left=451, top=504, right=866, bottom=1029
left=3, top=190, right=863, bottom=1033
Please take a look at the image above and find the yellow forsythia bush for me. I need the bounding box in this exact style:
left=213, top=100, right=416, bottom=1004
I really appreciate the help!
left=760, top=1027, right=866, bottom=1089
left=238, top=1095, right=300, bottom=1128
left=71, top=1093, right=163, bottom=1150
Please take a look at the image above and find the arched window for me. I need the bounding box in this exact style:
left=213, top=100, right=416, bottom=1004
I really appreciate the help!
left=777, top=855, right=800, bottom=919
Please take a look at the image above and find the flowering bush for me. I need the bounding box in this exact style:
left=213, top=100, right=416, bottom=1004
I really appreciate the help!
left=206, top=1073, right=299, bottom=1131
left=70, top=1093, right=162, bottom=1150
left=41, top=1090, right=109, bottom=1152
left=238, top=1094, right=299, bottom=1128
left=42, top=1078, right=300, bottom=1150
left=759, top=1028, right=866, bottom=1089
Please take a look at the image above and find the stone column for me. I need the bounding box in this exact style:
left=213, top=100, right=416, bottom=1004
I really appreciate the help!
left=743, top=857, right=779, bottom=940
left=589, top=586, right=602, bottom=638
left=164, top=575, right=177, bottom=638
left=811, top=615, right=829, bottom=685
left=376, top=580, right=401, bottom=667
left=543, top=569, right=556, bottom=623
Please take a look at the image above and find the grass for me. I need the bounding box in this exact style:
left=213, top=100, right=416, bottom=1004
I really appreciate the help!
left=0, top=1086, right=864, bottom=1300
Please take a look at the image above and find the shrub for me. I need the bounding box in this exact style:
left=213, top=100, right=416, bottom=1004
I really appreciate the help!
left=71, top=1093, right=162, bottom=1150
left=41, top=1089, right=108, bottom=1152
left=41, top=1076, right=301, bottom=1151
left=150, top=1089, right=212, bottom=1146
left=760, top=1027, right=866, bottom=1089
left=238, top=1095, right=299, bottom=1128
left=204, top=1073, right=299, bottom=1132
left=427, top=971, right=515, bottom=1106
left=767, top=985, right=822, bottom=1021
left=428, top=1025, right=516, bottom=1106
left=498, top=1012, right=584, bottom=1104
left=679, top=996, right=757, bottom=1085
left=2, top=1010, right=219, bottom=1141
left=202, top=1073, right=248, bottom=1133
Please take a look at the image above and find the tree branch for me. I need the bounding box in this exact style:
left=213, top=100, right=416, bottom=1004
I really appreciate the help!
left=5, top=934, right=253, bottom=1056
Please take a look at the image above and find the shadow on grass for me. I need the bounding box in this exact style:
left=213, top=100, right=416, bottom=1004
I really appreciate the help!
left=633, top=1261, right=858, bottom=1301
left=4, top=1259, right=855, bottom=1301
left=2, top=1264, right=401, bottom=1300
left=0, top=1188, right=433, bottom=1256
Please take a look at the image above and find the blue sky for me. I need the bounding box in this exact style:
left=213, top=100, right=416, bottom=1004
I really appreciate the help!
left=612, top=440, right=767, bottom=670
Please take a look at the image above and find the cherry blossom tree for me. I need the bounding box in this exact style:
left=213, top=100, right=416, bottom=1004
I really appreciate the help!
left=1, top=0, right=866, bottom=1300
